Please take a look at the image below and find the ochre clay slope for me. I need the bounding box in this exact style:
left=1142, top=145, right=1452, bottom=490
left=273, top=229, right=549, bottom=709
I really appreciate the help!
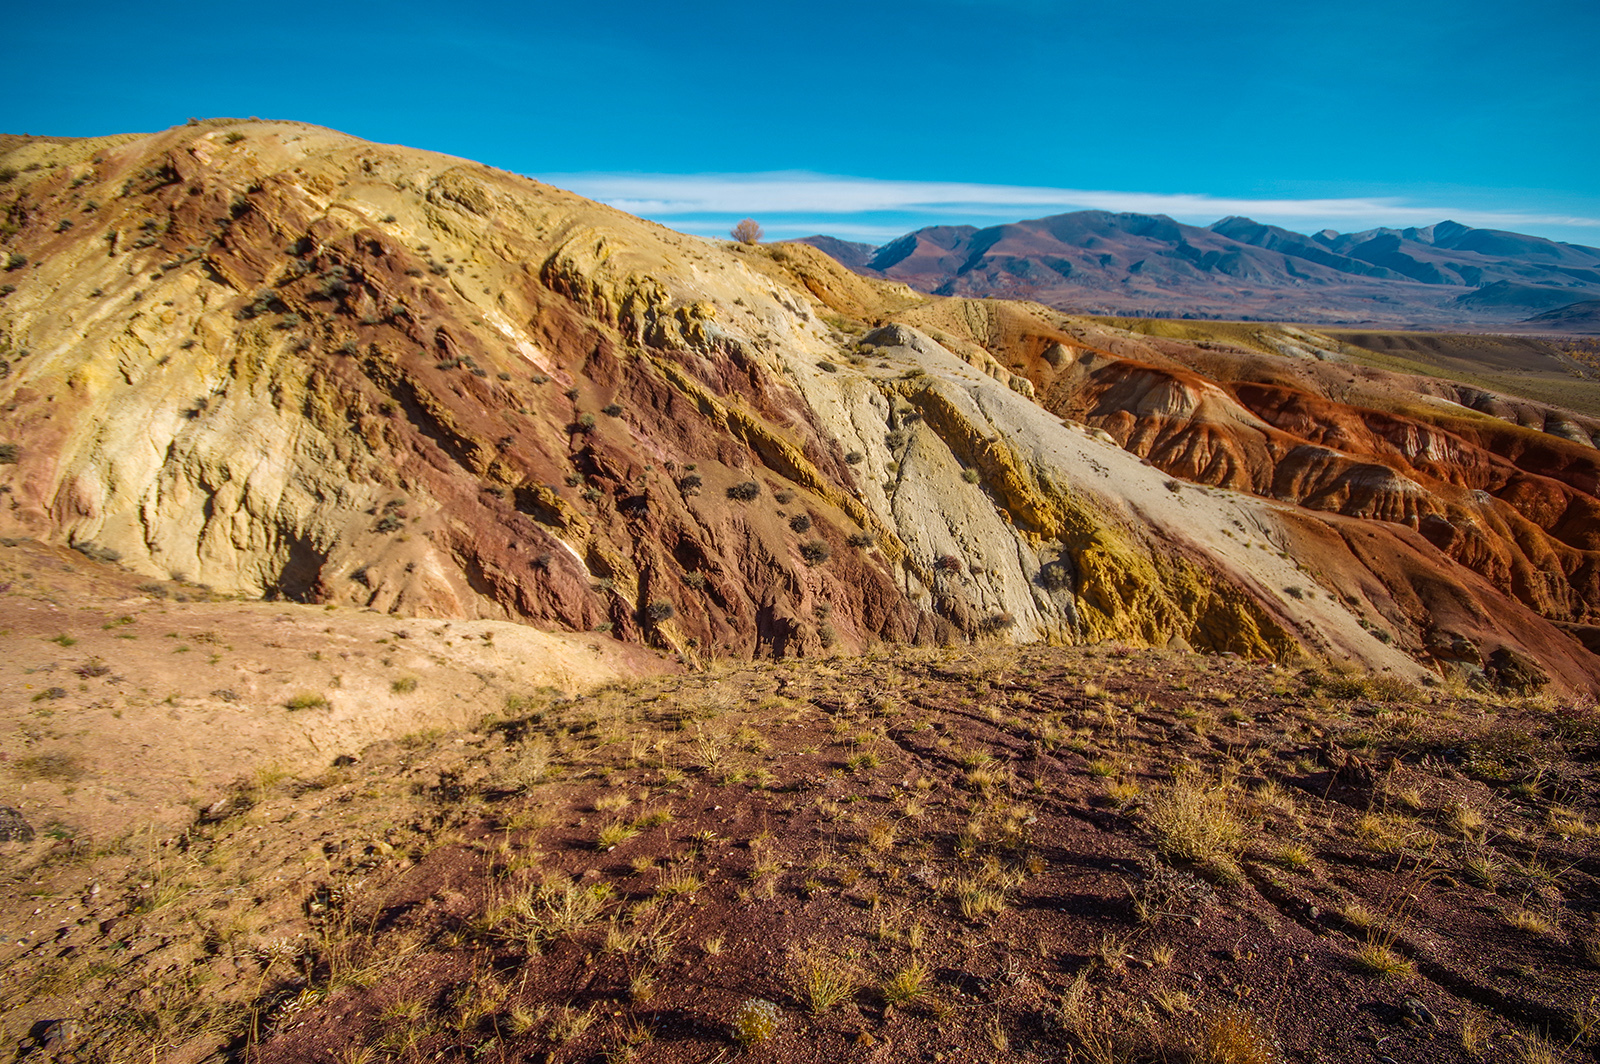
left=877, top=301, right=1600, bottom=693
left=0, top=121, right=1596, bottom=692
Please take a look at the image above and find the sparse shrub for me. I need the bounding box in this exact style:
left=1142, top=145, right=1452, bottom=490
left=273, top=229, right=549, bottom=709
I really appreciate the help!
left=12, top=752, right=84, bottom=782
left=286, top=692, right=329, bottom=711
left=730, top=998, right=781, bottom=1045
left=655, top=869, right=703, bottom=897
left=1038, top=560, right=1072, bottom=590
left=727, top=480, right=761, bottom=501
left=71, top=541, right=121, bottom=563
left=5, top=254, right=26, bottom=271
left=1461, top=852, right=1498, bottom=887
left=847, top=532, right=874, bottom=549
left=1284, top=585, right=1304, bottom=599
left=961, top=467, right=981, bottom=483
left=1276, top=843, right=1313, bottom=870
left=644, top=601, right=675, bottom=624
left=951, top=872, right=1007, bottom=920
left=391, top=676, right=419, bottom=694
left=773, top=489, right=794, bottom=503
left=844, top=450, right=864, bottom=464
left=1321, top=671, right=1371, bottom=699
left=980, top=611, right=1016, bottom=632
left=935, top=554, right=963, bottom=573
left=1368, top=674, right=1421, bottom=702
left=602, top=403, right=623, bottom=416
left=678, top=473, right=702, bottom=492
left=799, top=541, right=830, bottom=565
left=885, top=430, right=908, bottom=449
left=789, top=513, right=812, bottom=533
left=596, top=820, right=640, bottom=850
left=1505, top=909, right=1553, bottom=934
left=730, top=218, right=763, bottom=244
left=817, top=360, right=838, bottom=373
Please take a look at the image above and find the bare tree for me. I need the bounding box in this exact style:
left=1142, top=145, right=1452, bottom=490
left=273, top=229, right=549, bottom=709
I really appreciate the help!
left=730, top=218, right=763, bottom=245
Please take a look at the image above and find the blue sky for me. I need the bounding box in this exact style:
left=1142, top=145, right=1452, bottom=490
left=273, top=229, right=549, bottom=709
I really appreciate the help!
left=9, top=0, right=1599, bottom=246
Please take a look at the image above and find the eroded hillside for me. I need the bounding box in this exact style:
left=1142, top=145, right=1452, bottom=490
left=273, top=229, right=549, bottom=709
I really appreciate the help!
left=0, top=121, right=1597, bottom=692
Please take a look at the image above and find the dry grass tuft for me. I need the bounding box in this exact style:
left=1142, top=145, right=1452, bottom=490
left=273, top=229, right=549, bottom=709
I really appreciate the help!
left=1505, top=909, right=1554, bottom=934
left=1143, top=773, right=1243, bottom=863
left=881, top=959, right=931, bottom=1006
left=1352, top=942, right=1414, bottom=979
left=1197, top=1007, right=1278, bottom=1064
left=797, top=954, right=859, bottom=1014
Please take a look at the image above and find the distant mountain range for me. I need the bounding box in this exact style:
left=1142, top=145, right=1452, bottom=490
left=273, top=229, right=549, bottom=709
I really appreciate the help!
left=798, top=213, right=1600, bottom=329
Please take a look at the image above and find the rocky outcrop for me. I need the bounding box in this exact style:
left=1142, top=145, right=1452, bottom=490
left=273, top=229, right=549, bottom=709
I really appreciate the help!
left=1, top=122, right=1596, bottom=691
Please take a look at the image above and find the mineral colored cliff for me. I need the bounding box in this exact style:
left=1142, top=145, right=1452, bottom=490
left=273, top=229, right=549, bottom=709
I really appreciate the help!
left=1, top=122, right=1596, bottom=690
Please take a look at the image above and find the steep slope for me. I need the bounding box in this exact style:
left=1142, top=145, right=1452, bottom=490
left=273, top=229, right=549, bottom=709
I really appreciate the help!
left=875, top=302, right=1600, bottom=692
left=799, top=213, right=1600, bottom=327
left=0, top=121, right=1596, bottom=692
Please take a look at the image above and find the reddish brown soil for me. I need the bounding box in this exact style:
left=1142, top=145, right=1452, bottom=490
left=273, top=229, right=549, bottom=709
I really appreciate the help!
left=6, top=642, right=1596, bottom=1063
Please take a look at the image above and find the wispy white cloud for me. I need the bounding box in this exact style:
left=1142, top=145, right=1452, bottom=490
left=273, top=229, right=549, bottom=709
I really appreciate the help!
left=535, top=170, right=1600, bottom=241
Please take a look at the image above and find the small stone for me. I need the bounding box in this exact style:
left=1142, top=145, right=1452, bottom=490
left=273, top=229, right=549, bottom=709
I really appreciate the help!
left=40, top=1018, right=84, bottom=1051
left=1402, top=996, right=1437, bottom=1026
left=0, top=807, right=34, bottom=842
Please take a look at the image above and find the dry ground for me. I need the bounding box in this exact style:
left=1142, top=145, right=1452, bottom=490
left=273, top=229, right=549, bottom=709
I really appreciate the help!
left=0, top=539, right=667, bottom=838
left=3, top=600, right=1598, bottom=1063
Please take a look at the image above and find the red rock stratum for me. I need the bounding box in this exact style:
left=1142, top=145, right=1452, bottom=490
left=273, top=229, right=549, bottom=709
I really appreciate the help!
left=0, top=122, right=1597, bottom=692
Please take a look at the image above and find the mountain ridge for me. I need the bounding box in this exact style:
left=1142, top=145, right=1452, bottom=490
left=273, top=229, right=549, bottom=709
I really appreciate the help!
left=797, top=211, right=1600, bottom=328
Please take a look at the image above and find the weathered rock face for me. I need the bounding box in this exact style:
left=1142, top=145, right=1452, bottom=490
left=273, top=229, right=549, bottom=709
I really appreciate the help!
left=0, top=122, right=1596, bottom=691
left=878, top=299, right=1600, bottom=688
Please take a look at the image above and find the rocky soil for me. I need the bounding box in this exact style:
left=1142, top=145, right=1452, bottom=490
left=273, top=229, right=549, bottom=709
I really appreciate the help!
left=3, top=612, right=1597, bottom=1063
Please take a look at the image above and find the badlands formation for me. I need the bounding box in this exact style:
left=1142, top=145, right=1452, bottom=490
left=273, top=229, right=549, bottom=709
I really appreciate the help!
left=3, top=121, right=1600, bottom=1064
left=0, top=120, right=1597, bottom=692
